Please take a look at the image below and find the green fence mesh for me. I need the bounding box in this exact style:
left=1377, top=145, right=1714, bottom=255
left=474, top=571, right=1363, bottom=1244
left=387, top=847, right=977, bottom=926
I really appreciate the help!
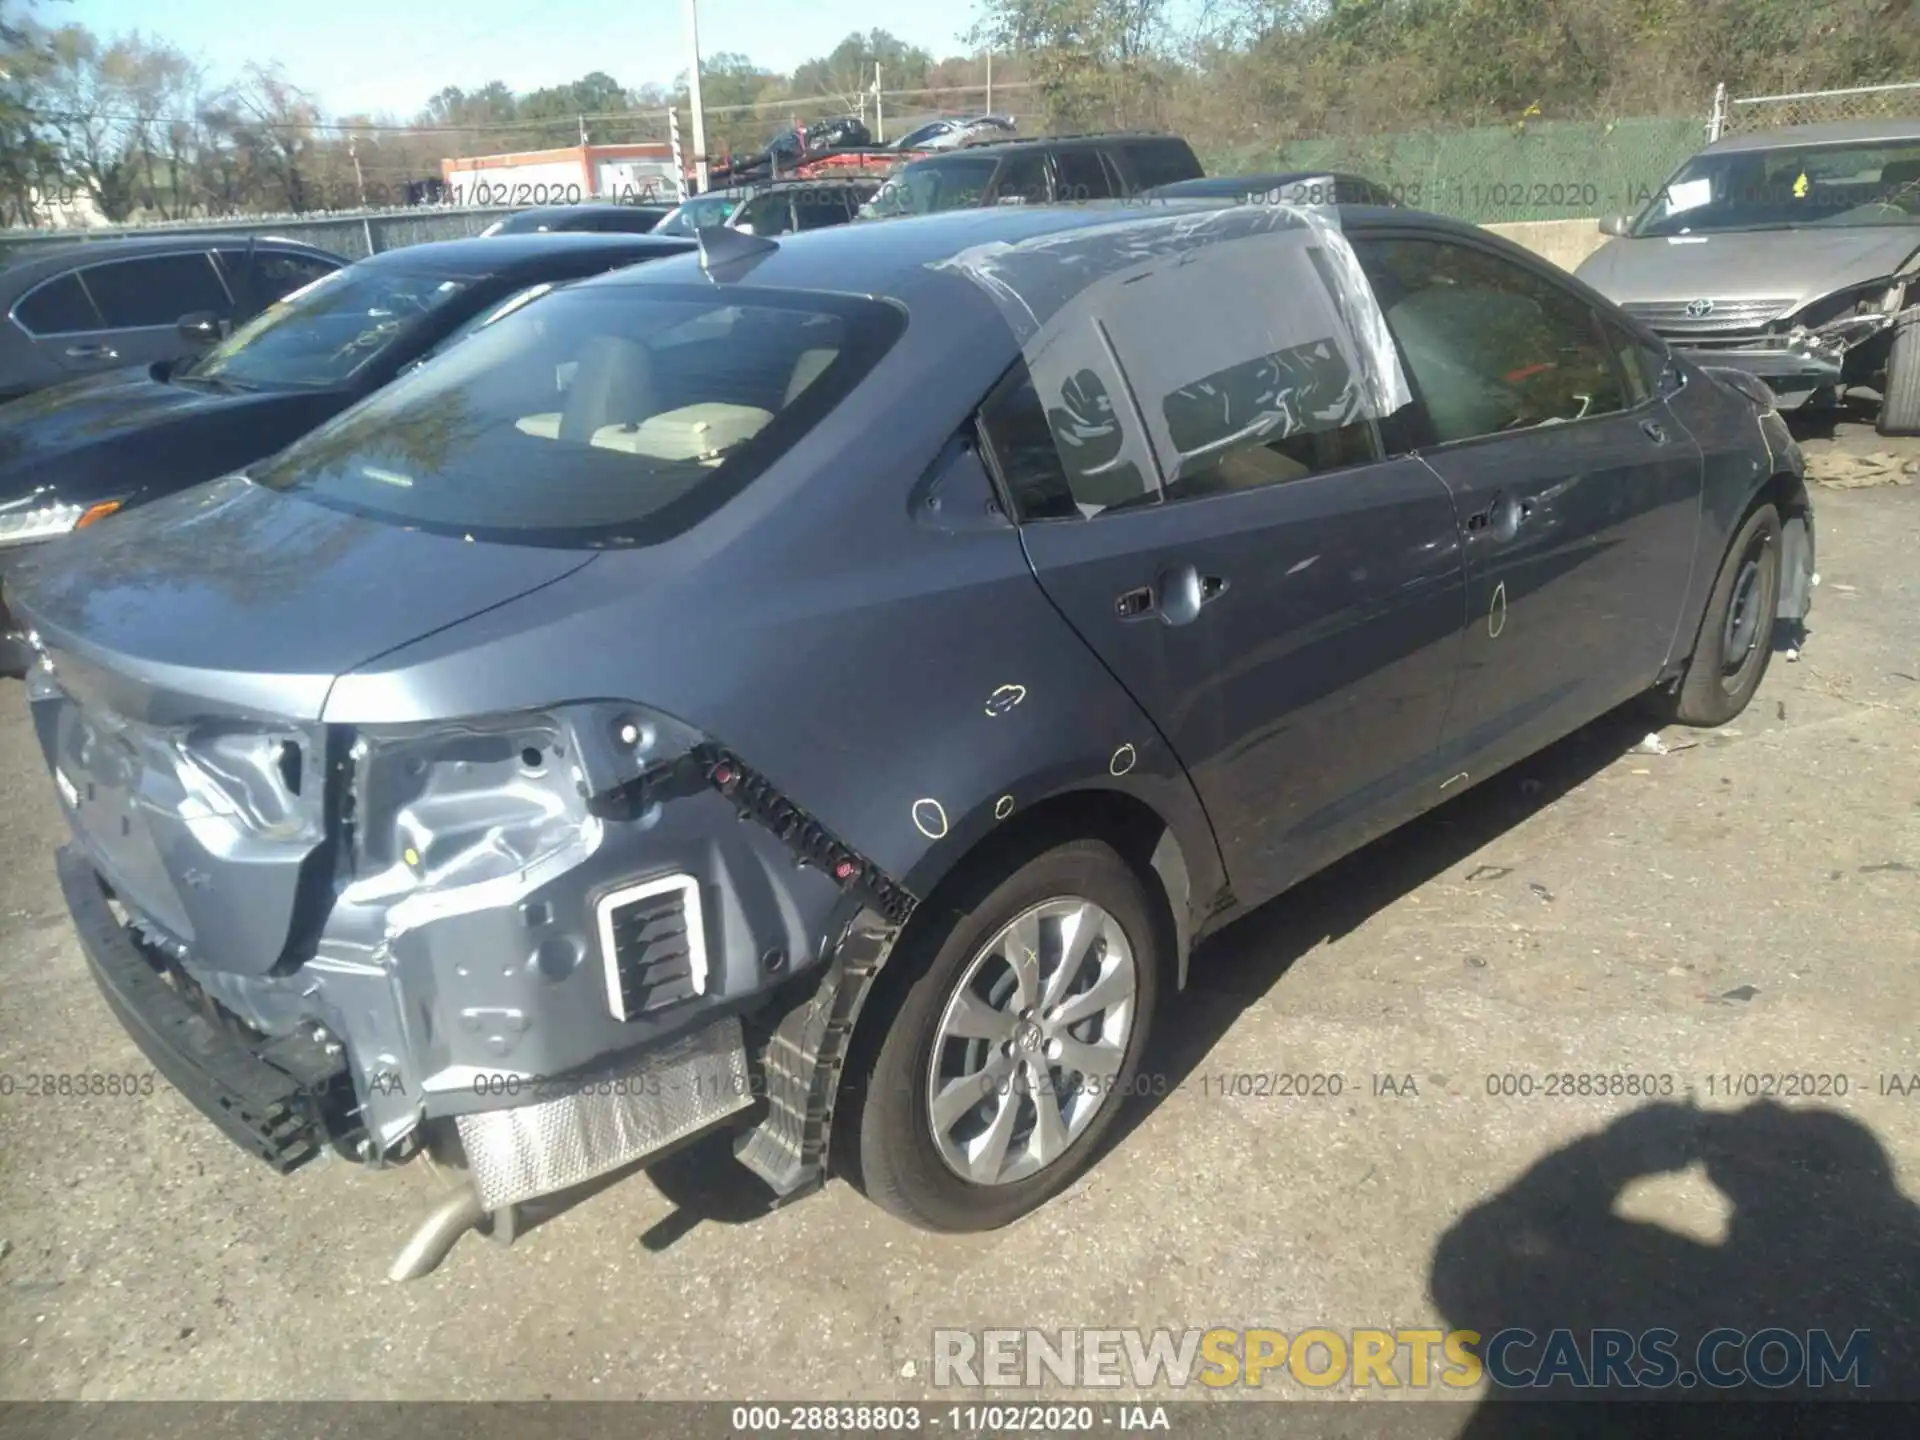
left=1208, top=115, right=1709, bottom=223
left=0, top=113, right=1717, bottom=262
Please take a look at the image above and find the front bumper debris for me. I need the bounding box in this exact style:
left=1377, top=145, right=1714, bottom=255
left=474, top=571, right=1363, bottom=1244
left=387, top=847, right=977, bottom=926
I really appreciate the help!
left=1671, top=336, right=1846, bottom=408
left=1666, top=303, right=1914, bottom=408
left=57, top=844, right=351, bottom=1172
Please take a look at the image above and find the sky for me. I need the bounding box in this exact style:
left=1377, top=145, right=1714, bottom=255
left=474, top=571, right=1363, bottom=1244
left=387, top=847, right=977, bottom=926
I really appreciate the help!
left=53, top=0, right=984, bottom=119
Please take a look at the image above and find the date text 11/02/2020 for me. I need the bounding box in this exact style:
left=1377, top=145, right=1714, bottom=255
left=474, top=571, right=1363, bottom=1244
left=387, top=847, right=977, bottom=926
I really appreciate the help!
left=730, top=1406, right=1173, bottom=1432
left=458, top=180, right=672, bottom=207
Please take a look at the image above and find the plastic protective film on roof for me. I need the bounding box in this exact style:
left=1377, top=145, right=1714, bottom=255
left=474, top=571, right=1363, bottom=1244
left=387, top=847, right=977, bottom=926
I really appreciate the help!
left=931, top=203, right=1412, bottom=513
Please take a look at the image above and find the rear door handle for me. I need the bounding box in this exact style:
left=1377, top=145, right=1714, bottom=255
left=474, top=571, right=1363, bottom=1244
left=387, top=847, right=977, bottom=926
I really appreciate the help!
left=1468, top=492, right=1530, bottom=539
left=1115, top=567, right=1228, bottom=626
left=1641, top=418, right=1668, bottom=444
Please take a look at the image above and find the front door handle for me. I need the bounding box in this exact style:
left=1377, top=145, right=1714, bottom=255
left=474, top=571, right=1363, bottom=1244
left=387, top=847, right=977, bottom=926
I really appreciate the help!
left=1641, top=418, right=1668, bottom=444
left=64, top=343, right=120, bottom=361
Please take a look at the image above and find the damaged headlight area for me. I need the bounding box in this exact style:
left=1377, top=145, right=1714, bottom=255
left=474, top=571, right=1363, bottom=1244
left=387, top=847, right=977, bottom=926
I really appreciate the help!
left=1781, top=281, right=1912, bottom=372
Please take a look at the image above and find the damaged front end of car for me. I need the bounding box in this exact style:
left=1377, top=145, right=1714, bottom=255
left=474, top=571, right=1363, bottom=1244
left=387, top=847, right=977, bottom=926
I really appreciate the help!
left=29, top=651, right=916, bottom=1278
left=1688, top=276, right=1916, bottom=409
left=1780, top=278, right=1913, bottom=388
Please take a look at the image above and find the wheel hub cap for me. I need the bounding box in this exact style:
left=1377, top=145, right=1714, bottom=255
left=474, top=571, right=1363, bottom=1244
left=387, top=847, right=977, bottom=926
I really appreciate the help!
left=926, top=897, right=1138, bottom=1187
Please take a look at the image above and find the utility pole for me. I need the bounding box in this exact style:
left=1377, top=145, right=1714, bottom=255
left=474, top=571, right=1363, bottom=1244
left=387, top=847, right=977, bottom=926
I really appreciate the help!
left=685, top=0, right=710, bottom=193
left=986, top=51, right=993, bottom=115
left=349, top=135, right=368, bottom=208
left=873, top=62, right=884, bottom=144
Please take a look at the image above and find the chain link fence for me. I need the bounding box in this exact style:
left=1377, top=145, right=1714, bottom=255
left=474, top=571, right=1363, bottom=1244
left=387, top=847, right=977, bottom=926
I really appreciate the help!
left=1711, top=79, right=1920, bottom=139
left=0, top=204, right=517, bottom=264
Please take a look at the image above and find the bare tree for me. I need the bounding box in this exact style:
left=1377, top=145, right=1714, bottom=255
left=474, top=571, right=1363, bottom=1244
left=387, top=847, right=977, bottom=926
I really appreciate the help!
left=201, top=63, right=323, bottom=212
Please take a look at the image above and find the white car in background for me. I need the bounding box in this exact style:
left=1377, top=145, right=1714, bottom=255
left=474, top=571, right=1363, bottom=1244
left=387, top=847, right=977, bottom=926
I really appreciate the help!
left=892, top=115, right=1019, bottom=152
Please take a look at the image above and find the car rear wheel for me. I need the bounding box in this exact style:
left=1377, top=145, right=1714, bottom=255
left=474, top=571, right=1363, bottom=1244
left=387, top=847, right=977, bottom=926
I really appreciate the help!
left=853, top=839, right=1160, bottom=1232
left=1664, top=502, right=1782, bottom=727
left=1879, top=311, right=1920, bottom=437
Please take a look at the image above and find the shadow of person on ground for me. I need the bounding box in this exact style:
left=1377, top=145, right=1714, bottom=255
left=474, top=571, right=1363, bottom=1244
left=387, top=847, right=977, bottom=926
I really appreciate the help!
left=1428, top=1100, right=1920, bottom=1436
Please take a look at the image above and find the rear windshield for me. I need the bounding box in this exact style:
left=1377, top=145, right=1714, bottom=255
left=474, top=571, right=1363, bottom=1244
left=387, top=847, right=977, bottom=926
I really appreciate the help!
left=248, top=283, right=905, bottom=548
left=182, top=265, right=473, bottom=390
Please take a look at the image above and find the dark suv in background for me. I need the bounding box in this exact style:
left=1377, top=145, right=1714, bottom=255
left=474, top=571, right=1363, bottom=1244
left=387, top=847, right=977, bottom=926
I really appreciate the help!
left=860, top=133, right=1204, bottom=217
left=0, top=234, right=345, bottom=403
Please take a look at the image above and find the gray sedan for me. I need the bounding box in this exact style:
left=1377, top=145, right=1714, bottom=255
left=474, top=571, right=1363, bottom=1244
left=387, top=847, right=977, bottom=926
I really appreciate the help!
left=7, top=202, right=1812, bottom=1278
left=1576, top=119, right=1920, bottom=433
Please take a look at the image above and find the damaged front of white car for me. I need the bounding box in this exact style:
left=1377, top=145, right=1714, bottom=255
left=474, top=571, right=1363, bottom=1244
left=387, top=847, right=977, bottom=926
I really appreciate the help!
left=1576, top=120, right=1920, bottom=435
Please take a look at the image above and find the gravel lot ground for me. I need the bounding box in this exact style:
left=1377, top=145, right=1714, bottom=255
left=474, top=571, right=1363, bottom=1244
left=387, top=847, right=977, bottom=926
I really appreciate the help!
left=1, top=409, right=1916, bottom=1418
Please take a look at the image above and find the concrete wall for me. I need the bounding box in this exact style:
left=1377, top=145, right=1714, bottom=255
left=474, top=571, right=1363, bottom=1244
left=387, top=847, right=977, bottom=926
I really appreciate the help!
left=1482, top=218, right=1612, bottom=274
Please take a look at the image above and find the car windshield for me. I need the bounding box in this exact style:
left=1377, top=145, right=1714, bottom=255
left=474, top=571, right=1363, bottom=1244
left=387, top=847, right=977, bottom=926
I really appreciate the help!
left=1632, top=137, right=1920, bottom=237
left=181, top=266, right=474, bottom=390
left=860, top=155, right=998, bottom=217
left=653, top=193, right=742, bottom=236
left=247, top=283, right=905, bottom=548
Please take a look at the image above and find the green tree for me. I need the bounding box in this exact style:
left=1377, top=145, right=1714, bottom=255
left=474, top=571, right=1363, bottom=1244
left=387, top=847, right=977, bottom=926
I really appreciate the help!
left=971, top=0, right=1171, bottom=129
left=0, top=0, right=63, bottom=226
left=791, top=30, right=932, bottom=106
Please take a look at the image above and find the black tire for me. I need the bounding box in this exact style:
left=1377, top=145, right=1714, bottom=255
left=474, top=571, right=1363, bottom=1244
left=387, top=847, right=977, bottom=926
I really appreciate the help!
left=1665, top=503, right=1783, bottom=727
left=1880, top=311, right=1920, bottom=437
left=853, top=838, right=1162, bottom=1232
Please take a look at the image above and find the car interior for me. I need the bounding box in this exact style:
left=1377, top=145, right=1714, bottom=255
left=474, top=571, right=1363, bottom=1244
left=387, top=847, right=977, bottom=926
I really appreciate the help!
left=510, top=307, right=844, bottom=471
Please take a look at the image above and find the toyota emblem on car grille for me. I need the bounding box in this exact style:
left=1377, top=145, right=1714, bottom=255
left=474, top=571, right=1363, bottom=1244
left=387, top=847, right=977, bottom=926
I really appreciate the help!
left=1684, top=297, right=1716, bottom=318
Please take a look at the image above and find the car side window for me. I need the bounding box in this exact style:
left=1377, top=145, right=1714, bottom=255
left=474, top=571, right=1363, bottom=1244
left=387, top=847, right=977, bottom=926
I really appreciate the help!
left=1100, top=236, right=1384, bottom=502
left=1053, top=148, right=1115, bottom=202
left=1352, top=236, right=1626, bottom=444
left=1121, top=140, right=1200, bottom=190
left=13, top=273, right=106, bottom=335
left=977, top=364, right=1081, bottom=520
left=979, top=236, right=1386, bottom=518
left=255, top=252, right=339, bottom=301
left=994, top=151, right=1049, bottom=206
left=736, top=192, right=795, bottom=235
left=1601, top=318, right=1663, bottom=407
left=217, top=249, right=339, bottom=305
left=795, top=188, right=852, bottom=230
left=978, top=350, right=1158, bottom=518
left=82, top=252, right=232, bottom=327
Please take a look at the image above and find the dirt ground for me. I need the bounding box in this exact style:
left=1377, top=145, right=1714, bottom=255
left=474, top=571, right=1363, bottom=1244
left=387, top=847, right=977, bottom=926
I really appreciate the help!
left=1, top=408, right=1916, bottom=1416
